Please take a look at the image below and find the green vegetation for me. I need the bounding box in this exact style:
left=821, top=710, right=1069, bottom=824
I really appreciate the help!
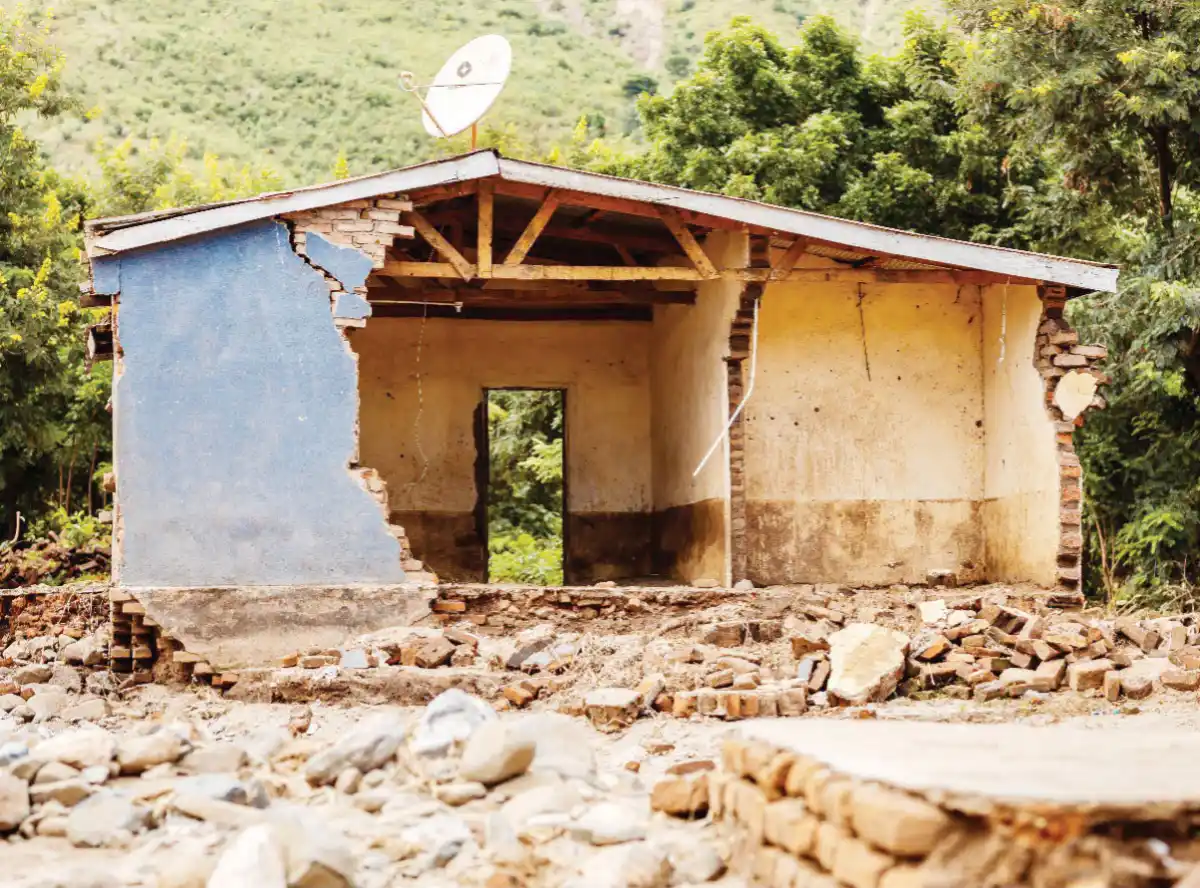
left=5, top=1, right=1200, bottom=608
left=486, top=390, right=564, bottom=586
left=30, top=0, right=940, bottom=186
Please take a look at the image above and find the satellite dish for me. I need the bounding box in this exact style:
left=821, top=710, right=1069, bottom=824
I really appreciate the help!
left=400, top=35, right=512, bottom=141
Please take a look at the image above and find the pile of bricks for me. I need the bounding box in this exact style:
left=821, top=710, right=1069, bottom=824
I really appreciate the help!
left=670, top=727, right=1197, bottom=888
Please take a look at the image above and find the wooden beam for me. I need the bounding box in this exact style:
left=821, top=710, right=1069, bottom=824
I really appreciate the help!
left=770, top=238, right=807, bottom=281
left=368, top=285, right=694, bottom=306
left=379, top=258, right=1040, bottom=287
left=614, top=244, right=637, bottom=266
left=658, top=208, right=719, bottom=279
left=504, top=192, right=560, bottom=265
left=477, top=182, right=494, bottom=278
left=408, top=180, right=478, bottom=206
left=371, top=303, right=653, bottom=322
left=406, top=211, right=475, bottom=280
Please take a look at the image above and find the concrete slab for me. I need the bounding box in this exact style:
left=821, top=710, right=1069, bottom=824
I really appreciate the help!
left=737, top=718, right=1200, bottom=814
left=128, top=584, right=433, bottom=670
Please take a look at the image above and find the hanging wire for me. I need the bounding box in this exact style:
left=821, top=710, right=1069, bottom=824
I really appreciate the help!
left=693, top=296, right=761, bottom=478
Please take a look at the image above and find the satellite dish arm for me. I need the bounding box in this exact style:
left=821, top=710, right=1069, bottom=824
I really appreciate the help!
left=400, top=71, right=450, bottom=138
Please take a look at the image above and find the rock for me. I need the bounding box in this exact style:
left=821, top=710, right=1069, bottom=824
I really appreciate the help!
left=49, top=664, right=83, bottom=693
left=435, top=781, right=487, bottom=806
left=790, top=630, right=830, bottom=658
left=117, top=728, right=190, bottom=774
left=86, top=671, right=120, bottom=696
left=398, top=812, right=473, bottom=868
left=0, top=694, right=24, bottom=712
left=62, top=637, right=105, bottom=667
left=206, top=824, right=287, bottom=888
left=692, top=578, right=721, bottom=588
left=36, top=814, right=69, bottom=837
left=827, top=624, right=910, bottom=705
left=62, top=697, right=111, bottom=722
left=30, top=779, right=94, bottom=807
left=501, top=782, right=584, bottom=830
left=1123, top=673, right=1154, bottom=700
left=617, top=844, right=673, bottom=888
left=27, top=687, right=69, bottom=721
left=670, top=844, right=727, bottom=883
left=0, top=741, right=28, bottom=768
left=80, top=766, right=109, bottom=785
left=584, top=688, right=642, bottom=733
left=33, top=727, right=117, bottom=770
left=171, top=793, right=266, bottom=828
left=1067, top=658, right=1114, bottom=692
left=338, top=648, right=370, bottom=669
left=573, top=801, right=648, bottom=845
left=13, top=664, right=51, bottom=684
left=0, top=772, right=30, bottom=831
left=176, top=774, right=268, bottom=808
left=733, top=579, right=755, bottom=591
left=272, top=811, right=356, bottom=888
left=411, top=689, right=496, bottom=757
left=33, top=761, right=80, bottom=785
left=510, top=713, right=596, bottom=781
left=918, top=600, right=949, bottom=624
left=66, top=791, right=149, bottom=847
left=334, top=767, right=361, bottom=795
left=181, top=743, right=248, bottom=774
left=305, top=713, right=406, bottom=784
left=459, top=720, right=536, bottom=786
left=505, top=628, right=555, bottom=670
left=650, top=774, right=708, bottom=818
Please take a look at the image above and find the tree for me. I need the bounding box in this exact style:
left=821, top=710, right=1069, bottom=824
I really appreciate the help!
left=0, top=8, right=97, bottom=535
left=591, top=14, right=1036, bottom=243
left=950, top=0, right=1200, bottom=234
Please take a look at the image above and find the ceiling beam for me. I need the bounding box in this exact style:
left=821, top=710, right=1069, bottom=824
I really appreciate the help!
left=658, top=208, right=719, bottom=279
left=502, top=191, right=561, bottom=267
left=770, top=238, right=808, bottom=281
left=477, top=181, right=493, bottom=278
left=405, top=210, right=475, bottom=280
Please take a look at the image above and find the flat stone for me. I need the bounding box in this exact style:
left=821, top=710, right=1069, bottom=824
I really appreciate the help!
left=827, top=624, right=909, bottom=705
left=66, top=791, right=149, bottom=847
left=32, top=727, right=116, bottom=770
left=117, top=729, right=190, bottom=774
left=48, top=664, right=83, bottom=693
left=458, top=720, right=535, bottom=786
left=175, top=774, right=267, bottom=807
left=434, top=781, right=487, bottom=806
left=573, top=801, right=648, bottom=845
left=206, top=823, right=288, bottom=887
left=61, top=697, right=111, bottom=722
left=180, top=743, right=248, bottom=774
left=33, top=761, right=79, bottom=785
left=27, top=687, right=69, bottom=721
left=30, top=778, right=94, bottom=807
left=13, top=664, right=51, bottom=684
left=918, top=600, right=948, bottom=624
left=0, top=694, right=24, bottom=712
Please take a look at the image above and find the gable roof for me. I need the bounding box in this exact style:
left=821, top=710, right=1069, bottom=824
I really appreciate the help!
left=85, top=149, right=1119, bottom=292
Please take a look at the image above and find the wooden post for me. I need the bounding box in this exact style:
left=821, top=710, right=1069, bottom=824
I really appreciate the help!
left=478, top=181, right=494, bottom=278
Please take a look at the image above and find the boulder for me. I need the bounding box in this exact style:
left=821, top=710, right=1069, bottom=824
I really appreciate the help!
left=0, top=771, right=30, bottom=832
left=205, top=824, right=287, bottom=888
left=459, top=720, right=535, bottom=786
left=827, top=624, right=910, bottom=705
left=410, top=689, right=495, bottom=757
left=304, top=713, right=407, bottom=784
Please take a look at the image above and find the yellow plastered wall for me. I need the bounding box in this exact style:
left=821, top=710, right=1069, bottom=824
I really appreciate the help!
left=743, top=281, right=986, bottom=586
left=353, top=318, right=652, bottom=580
left=650, top=231, right=748, bottom=583
left=981, top=284, right=1060, bottom=585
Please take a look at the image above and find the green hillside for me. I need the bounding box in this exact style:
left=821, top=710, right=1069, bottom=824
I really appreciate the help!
left=33, top=0, right=938, bottom=187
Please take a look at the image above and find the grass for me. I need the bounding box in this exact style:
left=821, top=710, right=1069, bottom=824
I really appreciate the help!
left=30, top=0, right=941, bottom=188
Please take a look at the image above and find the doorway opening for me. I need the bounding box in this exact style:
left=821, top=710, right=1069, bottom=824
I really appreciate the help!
left=483, top=388, right=566, bottom=585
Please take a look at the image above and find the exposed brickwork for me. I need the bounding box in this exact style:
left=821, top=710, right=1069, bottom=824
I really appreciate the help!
left=727, top=236, right=772, bottom=583
left=1034, top=285, right=1107, bottom=592
left=281, top=196, right=414, bottom=327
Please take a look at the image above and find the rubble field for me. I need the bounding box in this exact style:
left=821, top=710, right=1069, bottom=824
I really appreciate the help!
left=7, top=580, right=1200, bottom=887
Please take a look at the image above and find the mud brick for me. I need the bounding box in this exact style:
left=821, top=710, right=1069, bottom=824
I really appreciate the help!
left=707, top=669, right=735, bottom=689
left=913, top=633, right=951, bottom=662
left=984, top=626, right=1018, bottom=647
left=783, top=756, right=820, bottom=798
left=502, top=684, right=536, bottom=708
left=977, top=604, right=1002, bottom=625
left=1018, top=615, right=1046, bottom=640
left=973, top=680, right=1005, bottom=701
left=1067, top=658, right=1113, bottom=691
left=1044, top=631, right=1089, bottom=653
left=834, top=836, right=897, bottom=888
left=764, top=798, right=815, bottom=854
left=1162, top=669, right=1200, bottom=691
left=790, top=630, right=830, bottom=658
left=698, top=690, right=720, bottom=716
left=1032, top=640, right=1061, bottom=661
left=1123, top=674, right=1154, bottom=699
left=701, top=621, right=746, bottom=647
left=777, top=687, right=808, bottom=716
left=736, top=779, right=768, bottom=842
left=721, top=739, right=749, bottom=776
left=739, top=692, right=761, bottom=719
left=1110, top=649, right=1139, bottom=668
left=1087, top=640, right=1109, bottom=659
left=965, top=668, right=995, bottom=685
left=1033, top=659, right=1067, bottom=691
left=816, top=821, right=851, bottom=872
left=921, top=662, right=960, bottom=689
left=1008, top=651, right=1035, bottom=669
left=708, top=771, right=729, bottom=819
left=651, top=773, right=709, bottom=818
left=850, top=784, right=953, bottom=856
left=672, top=691, right=697, bottom=718
left=802, top=604, right=846, bottom=625
left=753, top=846, right=786, bottom=885
left=431, top=599, right=466, bottom=614
left=979, top=657, right=1011, bottom=673
left=759, top=691, right=779, bottom=717
left=748, top=620, right=784, bottom=643
left=820, top=777, right=856, bottom=829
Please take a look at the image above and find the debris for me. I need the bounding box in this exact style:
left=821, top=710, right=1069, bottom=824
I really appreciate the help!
left=411, top=689, right=496, bottom=756
left=827, top=624, right=910, bottom=705
left=584, top=688, right=643, bottom=733
left=304, top=714, right=407, bottom=784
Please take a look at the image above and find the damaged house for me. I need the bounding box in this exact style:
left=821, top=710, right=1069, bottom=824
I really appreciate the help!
left=83, top=150, right=1116, bottom=665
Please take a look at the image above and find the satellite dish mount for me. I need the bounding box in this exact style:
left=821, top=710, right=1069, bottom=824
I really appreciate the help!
left=400, top=35, right=513, bottom=149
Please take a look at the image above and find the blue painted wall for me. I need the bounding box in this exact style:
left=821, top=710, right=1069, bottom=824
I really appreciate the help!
left=105, top=220, right=404, bottom=587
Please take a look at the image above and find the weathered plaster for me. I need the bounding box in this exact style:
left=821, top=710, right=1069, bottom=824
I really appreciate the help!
left=304, top=231, right=374, bottom=291
left=354, top=317, right=653, bottom=582
left=650, top=231, right=747, bottom=583
left=111, top=219, right=404, bottom=587
left=743, top=281, right=985, bottom=586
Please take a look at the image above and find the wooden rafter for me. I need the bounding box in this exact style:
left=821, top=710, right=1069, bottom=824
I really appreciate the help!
left=406, top=211, right=475, bottom=280
left=658, top=208, right=719, bottom=279
left=770, top=238, right=807, bottom=281
left=503, top=191, right=561, bottom=266
left=477, top=181, right=494, bottom=278
left=613, top=244, right=637, bottom=267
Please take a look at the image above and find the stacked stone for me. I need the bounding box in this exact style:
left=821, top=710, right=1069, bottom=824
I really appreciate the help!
left=709, top=736, right=956, bottom=888
left=1034, top=286, right=1108, bottom=593
left=282, top=196, right=413, bottom=329
left=108, top=590, right=155, bottom=678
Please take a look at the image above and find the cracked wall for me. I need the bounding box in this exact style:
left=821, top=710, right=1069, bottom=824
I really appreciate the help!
left=104, top=218, right=405, bottom=587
